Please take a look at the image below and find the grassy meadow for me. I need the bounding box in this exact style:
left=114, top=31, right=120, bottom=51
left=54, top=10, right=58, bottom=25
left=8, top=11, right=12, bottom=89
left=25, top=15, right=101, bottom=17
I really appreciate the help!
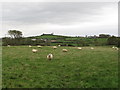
left=2, top=46, right=118, bottom=88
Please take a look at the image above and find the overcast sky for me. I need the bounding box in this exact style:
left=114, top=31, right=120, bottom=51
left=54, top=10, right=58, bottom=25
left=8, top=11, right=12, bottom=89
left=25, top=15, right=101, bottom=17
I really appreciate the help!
left=1, top=2, right=118, bottom=37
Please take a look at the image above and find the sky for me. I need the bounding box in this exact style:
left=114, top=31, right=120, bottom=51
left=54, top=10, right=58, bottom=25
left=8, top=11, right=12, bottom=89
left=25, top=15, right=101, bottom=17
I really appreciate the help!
left=1, top=2, right=118, bottom=37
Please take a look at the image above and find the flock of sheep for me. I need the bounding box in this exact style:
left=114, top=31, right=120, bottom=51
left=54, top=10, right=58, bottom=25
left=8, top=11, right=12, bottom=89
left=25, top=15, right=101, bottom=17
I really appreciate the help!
left=31, top=45, right=68, bottom=60
left=28, top=45, right=94, bottom=60
left=30, top=45, right=93, bottom=60
left=7, top=44, right=119, bottom=61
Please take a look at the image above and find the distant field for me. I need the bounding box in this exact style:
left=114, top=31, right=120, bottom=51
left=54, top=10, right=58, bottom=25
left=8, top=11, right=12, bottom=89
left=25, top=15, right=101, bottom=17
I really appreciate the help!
left=2, top=46, right=118, bottom=88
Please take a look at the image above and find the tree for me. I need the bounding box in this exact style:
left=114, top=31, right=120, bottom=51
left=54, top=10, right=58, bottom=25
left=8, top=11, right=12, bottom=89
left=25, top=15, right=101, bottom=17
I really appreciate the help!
left=7, top=30, right=23, bottom=45
left=8, top=30, right=22, bottom=39
left=99, top=34, right=111, bottom=38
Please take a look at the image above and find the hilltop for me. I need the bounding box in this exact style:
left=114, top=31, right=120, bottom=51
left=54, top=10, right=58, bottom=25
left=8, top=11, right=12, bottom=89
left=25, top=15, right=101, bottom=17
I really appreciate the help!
left=27, top=33, right=73, bottom=39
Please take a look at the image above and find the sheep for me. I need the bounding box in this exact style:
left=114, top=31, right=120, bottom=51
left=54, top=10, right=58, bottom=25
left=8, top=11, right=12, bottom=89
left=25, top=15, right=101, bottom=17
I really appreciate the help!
left=29, top=45, right=32, bottom=47
left=53, top=46, right=57, bottom=49
left=112, top=46, right=119, bottom=50
left=114, top=47, right=119, bottom=50
left=32, top=49, right=38, bottom=53
left=91, top=47, right=94, bottom=50
left=58, top=45, right=61, bottom=47
left=116, top=47, right=119, bottom=50
left=7, top=45, right=10, bottom=47
left=112, top=46, right=115, bottom=49
left=62, top=49, right=68, bottom=52
left=47, top=54, right=53, bottom=60
left=78, top=47, right=82, bottom=50
left=37, top=45, right=42, bottom=48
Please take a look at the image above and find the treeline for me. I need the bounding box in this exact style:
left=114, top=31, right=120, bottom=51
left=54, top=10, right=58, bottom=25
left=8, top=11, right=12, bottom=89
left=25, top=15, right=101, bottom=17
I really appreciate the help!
left=2, top=30, right=120, bottom=47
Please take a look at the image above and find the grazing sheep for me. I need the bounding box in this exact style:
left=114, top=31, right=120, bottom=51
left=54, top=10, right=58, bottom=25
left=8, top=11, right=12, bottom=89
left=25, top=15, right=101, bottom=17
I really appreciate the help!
left=91, top=47, right=94, bottom=50
left=47, top=54, right=53, bottom=60
left=78, top=47, right=82, bottom=50
left=58, top=45, right=61, bottom=47
left=114, top=47, right=119, bottom=50
left=112, top=46, right=115, bottom=49
left=29, top=45, right=32, bottom=47
left=37, top=45, right=42, bottom=48
left=53, top=46, right=57, bottom=49
left=7, top=45, right=10, bottom=47
left=32, top=49, right=38, bottom=53
left=112, top=46, right=119, bottom=50
left=62, top=49, right=68, bottom=52
left=116, top=48, right=119, bottom=50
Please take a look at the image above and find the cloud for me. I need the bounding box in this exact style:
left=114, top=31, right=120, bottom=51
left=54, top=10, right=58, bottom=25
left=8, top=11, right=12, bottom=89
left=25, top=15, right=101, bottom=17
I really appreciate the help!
left=1, top=2, right=118, bottom=37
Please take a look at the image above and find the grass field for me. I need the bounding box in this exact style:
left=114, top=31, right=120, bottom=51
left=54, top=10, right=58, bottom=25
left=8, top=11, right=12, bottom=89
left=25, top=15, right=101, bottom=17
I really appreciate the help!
left=2, top=46, right=118, bottom=88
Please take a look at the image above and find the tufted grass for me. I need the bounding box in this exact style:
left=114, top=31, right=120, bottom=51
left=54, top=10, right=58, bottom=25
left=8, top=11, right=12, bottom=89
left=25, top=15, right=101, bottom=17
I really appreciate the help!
left=2, top=46, right=118, bottom=88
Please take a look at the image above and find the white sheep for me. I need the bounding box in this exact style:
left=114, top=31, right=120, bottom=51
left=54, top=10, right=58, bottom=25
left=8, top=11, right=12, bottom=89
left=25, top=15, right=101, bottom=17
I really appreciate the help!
left=58, top=45, right=61, bottom=47
left=29, top=45, right=32, bottom=47
left=7, top=45, right=10, bottom=47
left=37, top=45, right=42, bottom=48
left=78, top=47, right=82, bottom=50
left=32, top=49, right=38, bottom=53
left=53, top=46, right=57, bottom=49
left=114, top=47, right=119, bottom=50
left=47, top=54, right=53, bottom=60
left=112, top=46, right=115, bottom=49
left=91, top=47, right=94, bottom=50
left=62, top=49, right=68, bottom=52
left=116, top=48, right=119, bottom=50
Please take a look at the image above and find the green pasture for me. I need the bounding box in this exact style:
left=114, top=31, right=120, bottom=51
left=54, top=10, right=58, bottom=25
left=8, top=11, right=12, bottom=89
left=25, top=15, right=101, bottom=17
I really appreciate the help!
left=2, top=46, right=118, bottom=88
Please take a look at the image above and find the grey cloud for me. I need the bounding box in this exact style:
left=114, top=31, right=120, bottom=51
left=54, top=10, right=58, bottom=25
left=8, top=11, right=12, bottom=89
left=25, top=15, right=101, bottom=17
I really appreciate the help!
left=1, top=2, right=117, bottom=37
left=2, top=2, right=113, bottom=25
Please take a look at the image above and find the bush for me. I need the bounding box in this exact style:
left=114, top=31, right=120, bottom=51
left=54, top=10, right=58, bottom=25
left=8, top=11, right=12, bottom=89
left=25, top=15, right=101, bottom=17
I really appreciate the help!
left=107, top=36, right=118, bottom=46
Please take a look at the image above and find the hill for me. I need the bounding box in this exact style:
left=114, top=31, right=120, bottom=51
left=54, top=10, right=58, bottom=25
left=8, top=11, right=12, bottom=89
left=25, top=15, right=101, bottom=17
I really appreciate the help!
left=2, top=33, right=118, bottom=47
left=25, top=34, right=108, bottom=46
